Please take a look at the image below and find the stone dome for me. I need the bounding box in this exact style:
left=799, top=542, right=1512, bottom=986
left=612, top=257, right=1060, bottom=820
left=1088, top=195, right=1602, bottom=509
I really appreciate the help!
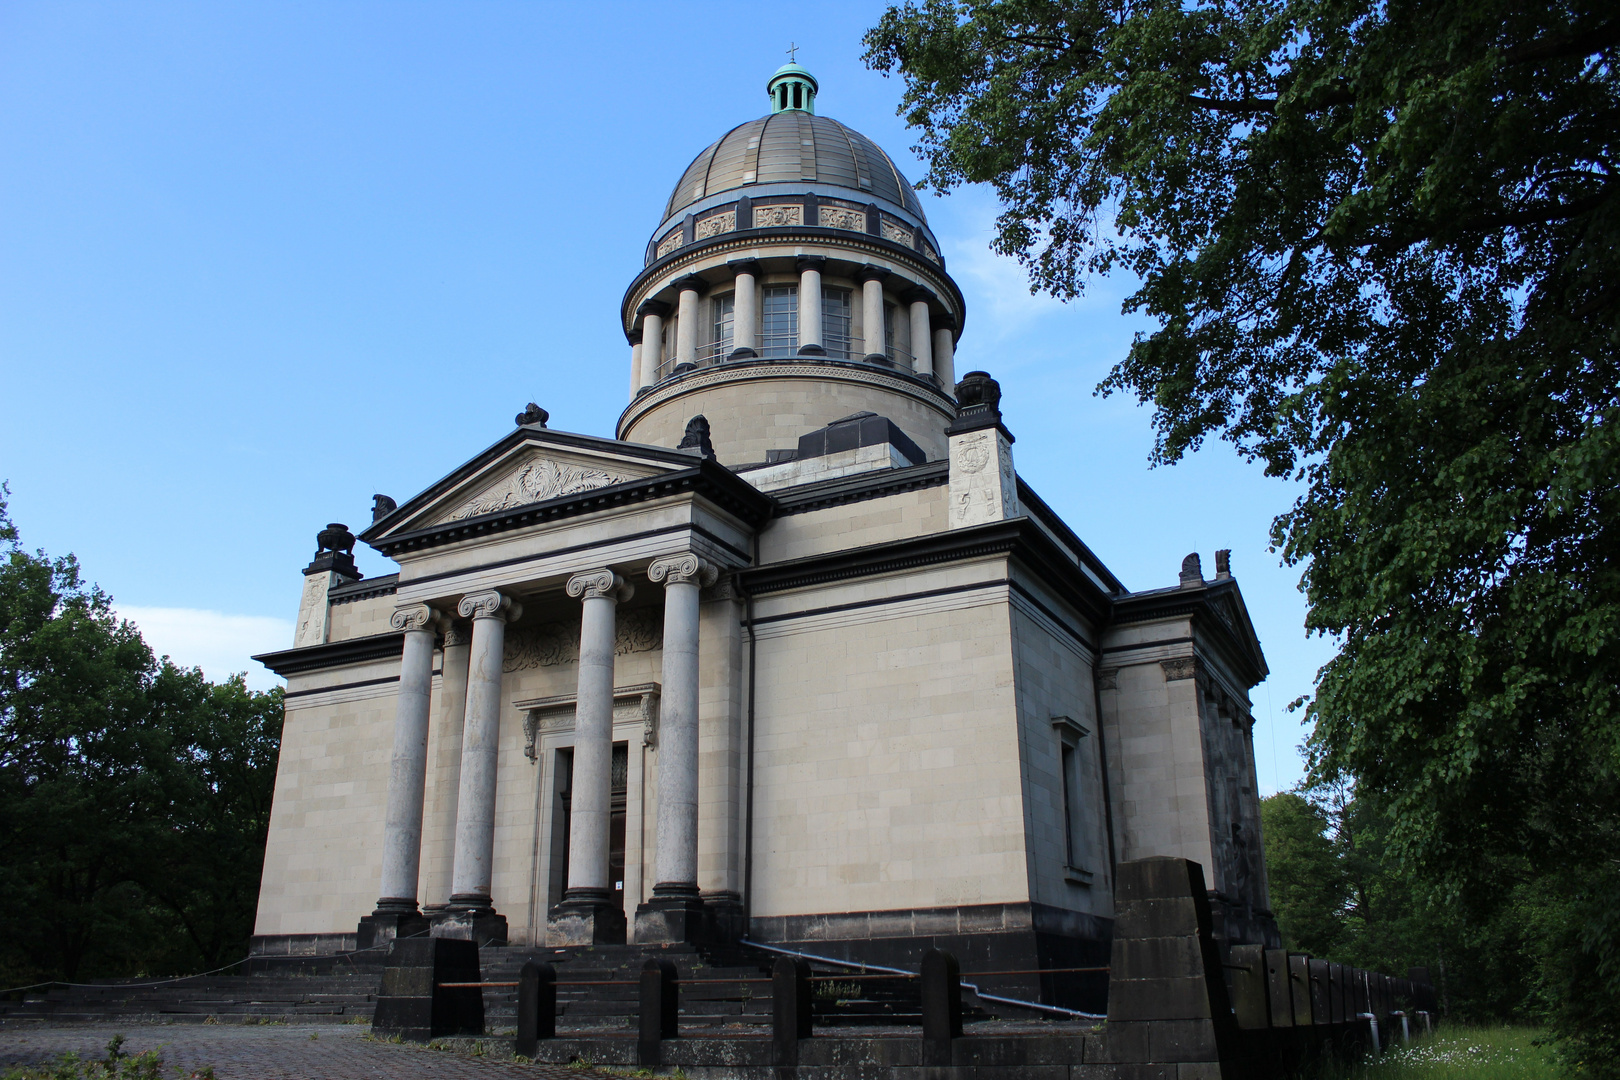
left=662, top=112, right=927, bottom=223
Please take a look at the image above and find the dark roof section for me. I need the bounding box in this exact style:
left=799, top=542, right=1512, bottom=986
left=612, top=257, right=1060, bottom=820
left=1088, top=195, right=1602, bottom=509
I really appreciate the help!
left=665, top=113, right=925, bottom=222
left=367, top=458, right=777, bottom=559
left=255, top=632, right=405, bottom=678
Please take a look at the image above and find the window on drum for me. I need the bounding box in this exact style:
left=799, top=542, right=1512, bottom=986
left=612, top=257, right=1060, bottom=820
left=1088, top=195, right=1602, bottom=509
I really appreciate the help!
left=822, top=287, right=852, bottom=359
left=761, top=285, right=798, bottom=358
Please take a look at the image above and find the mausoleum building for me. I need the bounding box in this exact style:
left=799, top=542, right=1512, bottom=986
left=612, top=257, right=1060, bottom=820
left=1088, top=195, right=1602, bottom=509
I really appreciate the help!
left=253, top=64, right=1277, bottom=1008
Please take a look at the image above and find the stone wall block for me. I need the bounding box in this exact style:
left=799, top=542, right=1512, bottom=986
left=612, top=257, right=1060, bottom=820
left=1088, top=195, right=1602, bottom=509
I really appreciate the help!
left=1112, top=935, right=1207, bottom=980
left=1109, top=977, right=1219, bottom=1021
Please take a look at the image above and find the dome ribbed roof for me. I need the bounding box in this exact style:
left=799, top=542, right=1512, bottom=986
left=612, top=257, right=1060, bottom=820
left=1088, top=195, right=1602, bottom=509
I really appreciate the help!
left=663, top=112, right=926, bottom=223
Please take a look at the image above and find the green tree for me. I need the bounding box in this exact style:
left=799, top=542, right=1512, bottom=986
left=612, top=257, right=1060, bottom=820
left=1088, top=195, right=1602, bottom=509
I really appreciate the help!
left=0, top=487, right=283, bottom=986
left=1259, top=791, right=1345, bottom=956
left=866, top=0, right=1618, bottom=1064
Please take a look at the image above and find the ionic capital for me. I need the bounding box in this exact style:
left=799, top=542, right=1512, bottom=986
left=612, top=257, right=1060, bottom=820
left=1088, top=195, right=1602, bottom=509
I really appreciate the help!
left=458, top=589, right=522, bottom=622
left=389, top=603, right=439, bottom=633
left=566, top=569, right=634, bottom=603
left=648, top=554, right=719, bottom=589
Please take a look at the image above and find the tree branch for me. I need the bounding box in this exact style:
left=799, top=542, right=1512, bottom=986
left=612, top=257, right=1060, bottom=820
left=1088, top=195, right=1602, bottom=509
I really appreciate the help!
left=1503, top=18, right=1620, bottom=66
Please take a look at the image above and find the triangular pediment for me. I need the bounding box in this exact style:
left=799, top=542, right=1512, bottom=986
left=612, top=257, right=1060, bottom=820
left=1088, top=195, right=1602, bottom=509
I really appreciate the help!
left=364, top=428, right=706, bottom=542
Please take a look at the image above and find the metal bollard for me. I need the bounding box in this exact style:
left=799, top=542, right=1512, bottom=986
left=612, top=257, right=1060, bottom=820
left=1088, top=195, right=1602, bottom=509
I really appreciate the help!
left=1359, top=1012, right=1381, bottom=1057
left=515, top=959, right=556, bottom=1057
left=920, top=949, right=963, bottom=1067
left=638, top=958, right=679, bottom=1068
left=771, top=957, right=813, bottom=1066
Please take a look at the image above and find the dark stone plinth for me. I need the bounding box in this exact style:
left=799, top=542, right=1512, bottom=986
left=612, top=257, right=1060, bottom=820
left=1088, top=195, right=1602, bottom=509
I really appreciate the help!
left=798, top=343, right=828, bottom=357
left=514, top=959, right=556, bottom=1058
left=430, top=901, right=508, bottom=947
left=638, top=958, right=679, bottom=1068
left=357, top=900, right=429, bottom=952
left=372, top=937, right=483, bottom=1042
left=634, top=884, right=710, bottom=944
left=547, top=888, right=626, bottom=946
left=772, top=957, right=813, bottom=1066
left=704, top=890, right=746, bottom=943
left=921, top=949, right=964, bottom=1067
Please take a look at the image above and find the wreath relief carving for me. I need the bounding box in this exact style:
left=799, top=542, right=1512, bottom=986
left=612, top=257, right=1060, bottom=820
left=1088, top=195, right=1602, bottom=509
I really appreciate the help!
left=448, top=457, right=631, bottom=522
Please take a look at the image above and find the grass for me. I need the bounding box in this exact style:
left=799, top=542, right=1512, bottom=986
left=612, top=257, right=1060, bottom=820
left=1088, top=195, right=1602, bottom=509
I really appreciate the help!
left=1325, top=1026, right=1556, bottom=1080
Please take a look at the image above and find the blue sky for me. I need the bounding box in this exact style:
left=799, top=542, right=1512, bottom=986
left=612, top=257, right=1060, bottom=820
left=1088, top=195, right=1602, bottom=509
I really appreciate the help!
left=0, top=1, right=1331, bottom=793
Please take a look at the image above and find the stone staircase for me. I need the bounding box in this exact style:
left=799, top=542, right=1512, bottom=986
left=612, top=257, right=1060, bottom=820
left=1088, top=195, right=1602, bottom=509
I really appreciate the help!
left=0, top=941, right=993, bottom=1032
left=477, top=941, right=991, bottom=1034
left=0, top=972, right=382, bottom=1025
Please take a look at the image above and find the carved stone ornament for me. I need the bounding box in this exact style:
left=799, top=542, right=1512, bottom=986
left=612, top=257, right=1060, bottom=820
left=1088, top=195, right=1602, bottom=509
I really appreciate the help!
left=317, top=523, right=356, bottom=555
left=441, top=621, right=471, bottom=647
left=880, top=219, right=913, bottom=246
left=1097, top=667, right=1119, bottom=691
left=1161, top=657, right=1200, bottom=682
left=448, top=456, right=632, bottom=522
left=958, top=432, right=992, bottom=474
left=516, top=684, right=661, bottom=761
left=753, top=204, right=803, bottom=228
left=819, top=206, right=865, bottom=231
left=566, top=569, right=633, bottom=603
left=459, top=590, right=520, bottom=622
left=649, top=553, right=719, bottom=588
left=695, top=211, right=735, bottom=239
left=656, top=229, right=683, bottom=257
left=389, top=603, right=437, bottom=633
left=501, top=608, right=662, bottom=673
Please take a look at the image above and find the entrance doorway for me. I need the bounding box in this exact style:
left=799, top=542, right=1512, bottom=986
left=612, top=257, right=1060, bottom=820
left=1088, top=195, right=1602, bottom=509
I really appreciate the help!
left=551, top=743, right=629, bottom=910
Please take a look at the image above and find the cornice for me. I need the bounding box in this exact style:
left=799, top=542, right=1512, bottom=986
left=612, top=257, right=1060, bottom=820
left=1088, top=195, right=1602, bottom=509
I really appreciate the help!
left=770, top=460, right=950, bottom=515
left=368, top=460, right=776, bottom=559
left=328, top=574, right=400, bottom=605
left=1112, top=578, right=1269, bottom=687
left=621, top=226, right=966, bottom=338
left=254, top=632, right=405, bottom=678
left=738, top=516, right=1115, bottom=626
left=618, top=358, right=956, bottom=441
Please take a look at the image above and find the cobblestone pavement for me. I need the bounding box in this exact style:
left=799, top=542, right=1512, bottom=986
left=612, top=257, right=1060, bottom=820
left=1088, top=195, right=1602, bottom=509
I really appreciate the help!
left=0, top=1023, right=599, bottom=1079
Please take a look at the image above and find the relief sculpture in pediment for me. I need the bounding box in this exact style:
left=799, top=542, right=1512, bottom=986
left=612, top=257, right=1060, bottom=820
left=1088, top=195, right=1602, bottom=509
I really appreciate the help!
left=448, top=457, right=633, bottom=522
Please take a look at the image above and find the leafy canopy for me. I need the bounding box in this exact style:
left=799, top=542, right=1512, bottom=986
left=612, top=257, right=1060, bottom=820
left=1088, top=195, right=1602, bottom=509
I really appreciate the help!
left=0, top=486, right=283, bottom=984
left=866, top=0, right=1617, bottom=1062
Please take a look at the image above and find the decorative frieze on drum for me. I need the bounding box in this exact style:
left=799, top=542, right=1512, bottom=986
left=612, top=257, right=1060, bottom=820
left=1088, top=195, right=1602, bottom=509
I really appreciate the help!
left=818, top=206, right=865, bottom=231
left=880, top=219, right=914, bottom=247
left=694, top=211, right=735, bottom=239
left=753, top=203, right=803, bottom=228
left=502, top=607, right=662, bottom=672
left=656, top=229, right=684, bottom=258
left=446, top=457, right=632, bottom=522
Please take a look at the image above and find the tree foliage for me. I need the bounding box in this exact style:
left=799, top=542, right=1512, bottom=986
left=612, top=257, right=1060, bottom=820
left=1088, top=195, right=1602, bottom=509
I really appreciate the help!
left=0, top=487, right=282, bottom=986
left=866, top=0, right=1617, bottom=1064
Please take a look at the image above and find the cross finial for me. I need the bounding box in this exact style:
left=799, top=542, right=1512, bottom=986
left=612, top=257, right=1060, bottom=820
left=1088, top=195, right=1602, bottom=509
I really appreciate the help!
left=786, top=42, right=799, bottom=63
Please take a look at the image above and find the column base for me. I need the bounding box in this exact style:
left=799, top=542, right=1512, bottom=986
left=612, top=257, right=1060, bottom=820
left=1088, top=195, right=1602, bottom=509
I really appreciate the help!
left=728, top=347, right=758, bottom=360
left=546, top=888, right=627, bottom=946
left=430, top=896, right=509, bottom=945
left=864, top=352, right=893, bottom=366
left=797, top=344, right=828, bottom=357
left=633, top=884, right=711, bottom=945
left=357, top=900, right=430, bottom=952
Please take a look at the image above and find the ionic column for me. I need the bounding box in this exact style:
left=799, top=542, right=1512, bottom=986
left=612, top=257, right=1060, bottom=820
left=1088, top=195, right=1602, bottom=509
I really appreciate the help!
left=675, top=276, right=703, bottom=369
left=906, top=286, right=935, bottom=379
left=420, top=619, right=471, bottom=909
left=548, top=568, right=633, bottom=946
left=728, top=259, right=759, bottom=358
left=858, top=265, right=890, bottom=362
left=797, top=255, right=825, bottom=355
left=933, top=320, right=956, bottom=389
left=637, top=300, right=669, bottom=389
left=627, top=329, right=643, bottom=400
left=360, top=602, right=439, bottom=945
left=635, top=554, right=718, bottom=944
left=445, top=589, right=520, bottom=938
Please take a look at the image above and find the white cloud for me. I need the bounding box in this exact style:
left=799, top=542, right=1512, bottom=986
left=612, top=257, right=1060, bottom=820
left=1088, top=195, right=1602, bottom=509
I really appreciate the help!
left=117, top=606, right=292, bottom=692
